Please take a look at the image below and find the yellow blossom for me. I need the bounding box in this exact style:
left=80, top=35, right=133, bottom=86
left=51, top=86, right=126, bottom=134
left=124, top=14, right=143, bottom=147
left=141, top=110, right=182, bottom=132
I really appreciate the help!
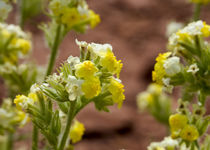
left=100, top=50, right=123, bottom=78
left=61, top=7, right=81, bottom=29
left=169, top=113, right=188, bottom=131
left=180, top=125, right=199, bottom=141
left=108, top=78, right=125, bottom=108
left=70, top=120, right=85, bottom=143
left=81, top=76, right=101, bottom=99
left=16, top=38, right=31, bottom=54
left=14, top=95, right=29, bottom=110
left=88, top=10, right=100, bottom=28
left=75, top=61, right=98, bottom=79
left=152, top=52, right=171, bottom=84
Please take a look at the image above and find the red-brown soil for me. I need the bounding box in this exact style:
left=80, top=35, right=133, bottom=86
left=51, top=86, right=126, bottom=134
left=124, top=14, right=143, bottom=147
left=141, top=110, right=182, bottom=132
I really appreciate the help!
left=1, top=0, right=210, bottom=150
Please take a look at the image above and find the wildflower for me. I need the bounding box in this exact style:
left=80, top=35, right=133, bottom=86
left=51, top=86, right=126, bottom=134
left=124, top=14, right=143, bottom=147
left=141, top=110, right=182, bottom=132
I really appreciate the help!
left=81, top=76, right=101, bottom=99
left=70, top=120, right=85, bottom=143
left=187, top=63, right=199, bottom=74
left=100, top=50, right=123, bottom=78
left=75, top=61, right=98, bottom=78
left=180, top=125, right=199, bottom=141
left=67, top=56, right=81, bottom=69
left=14, top=93, right=37, bottom=110
left=65, top=75, right=83, bottom=101
left=152, top=52, right=171, bottom=84
left=88, top=10, right=100, bottom=28
left=0, top=1, right=12, bottom=21
left=147, top=137, right=178, bottom=150
left=169, top=114, right=188, bottom=130
left=15, top=38, right=31, bottom=54
left=137, top=92, right=153, bottom=111
left=16, top=110, right=30, bottom=127
left=163, top=56, right=181, bottom=76
left=108, top=78, right=125, bottom=108
left=166, top=21, right=184, bottom=37
left=147, top=83, right=163, bottom=95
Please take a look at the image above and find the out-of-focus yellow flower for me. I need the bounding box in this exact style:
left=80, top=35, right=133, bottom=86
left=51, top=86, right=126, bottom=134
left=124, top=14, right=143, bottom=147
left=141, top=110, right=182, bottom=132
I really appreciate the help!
left=61, top=7, right=81, bottom=29
left=70, top=120, right=85, bottom=144
left=108, top=78, right=125, bottom=108
left=81, top=76, right=101, bottom=99
left=15, top=38, right=31, bottom=54
left=152, top=52, right=171, bottom=84
left=75, top=61, right=98, bottom=79
left=169, top=114, right=188, bottom=131
left=180, top=125, right=199, bottom=141
left=14, top=93, right=38, bottom=110
left=89, top=10, right=100, bottom=28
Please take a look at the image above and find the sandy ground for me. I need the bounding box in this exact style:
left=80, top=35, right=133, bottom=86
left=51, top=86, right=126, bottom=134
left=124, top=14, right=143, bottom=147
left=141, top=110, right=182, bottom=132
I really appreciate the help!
left=1, top=0, right=210, bottom=150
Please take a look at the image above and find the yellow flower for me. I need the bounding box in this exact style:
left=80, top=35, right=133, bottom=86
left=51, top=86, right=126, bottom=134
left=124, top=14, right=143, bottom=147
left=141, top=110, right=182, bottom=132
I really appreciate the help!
left=61, top=7, right=81, bottom=29
left=108, top=78, right=125, bottom=108
left=88, top=10, right=100, bottom=28
left=70, top=120, right=85, bottom=144
left=81, top=76, right=101, bottom=99
left=16, top=38, right=31, bottom=54
left=169, top=113, right=188, bottom=131
left=180, top=125, right=199, bottom=141
left=16, top=110, right=30, bottom=127
left=14, top=95, right=29, bottom=110
left=14, top=93, right=37, bottom=110
left=75, top=61, right=98, bottom=79
left=100, top=50, right=123, bottom=78
left=152, top=52, right=171, bottom=84
left=201, top=22, right=210, bottom=37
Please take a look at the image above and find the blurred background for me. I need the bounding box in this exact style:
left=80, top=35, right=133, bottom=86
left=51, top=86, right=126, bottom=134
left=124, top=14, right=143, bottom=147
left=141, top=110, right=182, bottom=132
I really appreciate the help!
left=1, top=0, right=210, bottom=149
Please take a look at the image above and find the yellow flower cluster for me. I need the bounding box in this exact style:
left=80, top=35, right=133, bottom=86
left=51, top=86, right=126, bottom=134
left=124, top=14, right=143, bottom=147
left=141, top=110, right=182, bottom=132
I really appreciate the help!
left=69, top=120, right=85, bottom=144
left=14, top=93, right=38, bottom=110
left=169, top=113, right=199, bottom=141
left=190, top=0, right=210, bottom=4
left=49, top=0, right=100, bottom=30
left=108, top=78, right=125, bottom=108
left=75, top=61, right=101, bottom=99
left=0, top=23, right=31, bottom=64
left=152, top=52, right=171, bottom=84
left=100, top=50, right=123, bottom=78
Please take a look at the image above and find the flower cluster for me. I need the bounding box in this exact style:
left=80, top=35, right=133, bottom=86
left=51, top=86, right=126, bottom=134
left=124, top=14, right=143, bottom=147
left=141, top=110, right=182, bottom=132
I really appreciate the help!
left=147, top=137, right=178, bottom=150
left=0, top=99, right=29, bottom=134
left=49, top=0, right=100, bottom=32
left=0, top=23, right=31, bottom=65
left=0, top=0, right=12, bottom=21
left=13, top=40, right=124, bottom=149
left=150, top=20, right=210, bottom=149
left=137, top=83, right=172, bottom=125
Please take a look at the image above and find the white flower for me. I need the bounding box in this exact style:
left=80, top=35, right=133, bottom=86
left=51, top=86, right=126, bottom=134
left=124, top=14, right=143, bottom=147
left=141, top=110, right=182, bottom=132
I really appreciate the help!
left=87, top=42, right=112, bottom=59
left=187, top=63, right=199, bottom=74
left=166, top=21, right=184, bottom=37
left=179, top=21, right=204, bottom=36
left=65, top=75, right=83, bottom=101
left=30, top=84, right=41, bottom=93
left=164, top=56, right=181, bottom=76
left=137, top=92, right=151, bottom=111
left=162, top=78, right=173, bottom=93
left=67, top=56, right=80, bottom=69
left=0, top=1, right=11, bottom=21
left=147, top=137, right=178, bottom=150
left=75, top=39, right=88, bottom=48
left=0, top=23, right=27, bottom=38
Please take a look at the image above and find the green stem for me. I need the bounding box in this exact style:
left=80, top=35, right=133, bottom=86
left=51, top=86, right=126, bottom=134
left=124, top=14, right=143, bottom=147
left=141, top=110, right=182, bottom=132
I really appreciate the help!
left=45, top=24, right=62, bottom=77
left=58, top=101, right=76, bottom=150
left=193, top=4, right=201, bottom=21
left=32, top=126, right=38, bottom=150
left=6, top=132, right=13, bottom=150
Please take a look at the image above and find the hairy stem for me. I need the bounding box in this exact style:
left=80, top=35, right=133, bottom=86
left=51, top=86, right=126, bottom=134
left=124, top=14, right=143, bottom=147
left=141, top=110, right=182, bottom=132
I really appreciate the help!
left=32, top=126, right=38, bottom=150
left=193, top=4, right=201, bottom=21
left=45, top=24, right=62, bottom=77
left=6, top=132, right=13, bottom=150
left=58, top=101, right=76, bottom=150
